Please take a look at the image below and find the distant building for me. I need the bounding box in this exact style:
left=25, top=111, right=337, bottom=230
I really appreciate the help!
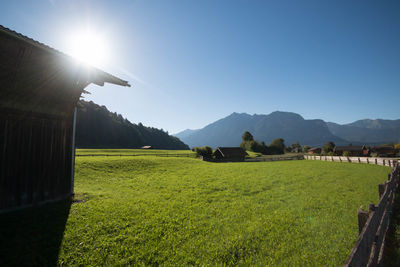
left=372, top=146, right=395, bottom=157
left=307, top=147, right=321, bottom=154
left=141, top=146, right=152, bottom=149
left=213, top=147, right=248, bottom=162
left=0, top=25, right=130, bottom=212
left=334, top=146, right=367, bottom=156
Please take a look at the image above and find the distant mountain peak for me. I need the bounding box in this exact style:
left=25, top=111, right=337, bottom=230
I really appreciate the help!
left=229, top=112, right=251, bottom=117
left=268, top=111, right=304, bottom=120
left=346, top=118, right=400, bottom=130
left=175, top=110, right=344, bottom=148
left=175, top=111, right=400, bottom=148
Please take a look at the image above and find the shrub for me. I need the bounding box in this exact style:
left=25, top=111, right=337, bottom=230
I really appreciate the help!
left=342, top=151, right=351, bottom=157
left=193, top=146, right=213, bottom=158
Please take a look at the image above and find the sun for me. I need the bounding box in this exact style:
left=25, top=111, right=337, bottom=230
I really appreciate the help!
left=66, top=30, right=109, bottom=67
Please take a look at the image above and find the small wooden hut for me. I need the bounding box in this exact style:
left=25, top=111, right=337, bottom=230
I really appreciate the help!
left=213, top=147, right=248, bottom=162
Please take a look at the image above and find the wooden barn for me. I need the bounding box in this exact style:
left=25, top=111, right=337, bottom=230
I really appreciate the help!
left=213, top=147, right=248, bottom=162
left=334, top=145, right=367, bottom=156
left=0, top=25, right=130, bottom=212
left=372, top=146, right=395, bottom=157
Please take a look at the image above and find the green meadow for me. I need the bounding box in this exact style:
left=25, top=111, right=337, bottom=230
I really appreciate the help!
left=76, top=148, right=196, bottom=156
left=59, top=154, right=389, bottom=266
left=0, top=152, right=391, bottom=266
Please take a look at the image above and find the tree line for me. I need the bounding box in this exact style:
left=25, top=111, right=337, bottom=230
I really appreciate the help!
left=240, top=131, right=287, bottom=155
left=193, top=131, right=308, bottom=157
left=75, top=100, right=189, bottom=150
left=192, top=130, right=400, bottom=158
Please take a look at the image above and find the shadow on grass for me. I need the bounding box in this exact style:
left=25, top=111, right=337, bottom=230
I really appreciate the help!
left=0, top=199, right=71, bottom=266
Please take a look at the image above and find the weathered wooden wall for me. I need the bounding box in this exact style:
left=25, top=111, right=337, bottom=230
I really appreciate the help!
left=0, top=27, right=83, bottom=212
left=0, top=108, right=74, bottom=211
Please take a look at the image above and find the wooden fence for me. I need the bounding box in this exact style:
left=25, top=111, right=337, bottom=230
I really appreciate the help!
left=344, top=163, right=399, bottom=266
left=76, top=153, right=197, bottom=158
left=246, top=155, right=304, bottom=162
left=304, top=155, right=399, bottom=167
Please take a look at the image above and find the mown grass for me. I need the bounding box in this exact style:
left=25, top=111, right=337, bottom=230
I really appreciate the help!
left=53, top=156, right=391, bottom=266
left=246, top=151, right=302, bottom=159
left=76, top=148, right=195, bottom=156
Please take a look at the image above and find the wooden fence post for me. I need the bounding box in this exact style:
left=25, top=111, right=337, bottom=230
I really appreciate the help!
left=367, top=158, right=369, bottom=164
left=369, top=204, right=376, bottom=213
left=375, top=159, right=377, bottom=165
left=383, top=159, right=386, bottom=166
left=358, top=208, right=369, bottom=234
left=378, top=184, right=385, bottom=199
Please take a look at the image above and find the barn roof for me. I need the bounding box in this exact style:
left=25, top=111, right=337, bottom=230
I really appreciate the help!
left=334, top=146, right=365, bottom=152
left=0, top=25, right=130, bottom=117
left=372, top=146, right=394, bottom=151
left=308, top=147, right=321, bottom=151
left=215, top=147, right=248, bottom=158
left=0, top=25, right=130, bottom=87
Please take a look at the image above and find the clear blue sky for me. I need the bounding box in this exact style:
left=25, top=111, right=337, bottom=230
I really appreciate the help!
left=2, top=0, right=400, bottom=134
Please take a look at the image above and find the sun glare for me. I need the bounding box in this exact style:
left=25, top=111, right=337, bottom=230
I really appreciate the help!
left=66, top=30, right=109, bottom=67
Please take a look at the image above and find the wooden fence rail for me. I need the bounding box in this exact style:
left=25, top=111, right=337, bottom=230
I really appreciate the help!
left=344, top=163, right=399, bottom=266
left=76, top=153, right=197, bottom=158
left=245, top=155, right=304, bottom=162
left=304, top=155, right=399, bottom=167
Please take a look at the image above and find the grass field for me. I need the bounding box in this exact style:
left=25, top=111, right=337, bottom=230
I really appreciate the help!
left=0, top=154, right=391, bottom=266
left=245, top=151, right=302, bottom=159
left=76, top=148, right=196, bottom=156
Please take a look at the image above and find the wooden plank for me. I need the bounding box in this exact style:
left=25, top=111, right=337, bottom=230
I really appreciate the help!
left=345, top=165, right=399, bottom=266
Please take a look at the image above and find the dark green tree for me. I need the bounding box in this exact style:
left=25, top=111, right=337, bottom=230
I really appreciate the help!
left=242, top=131, right=254, bottom=141
left=269, top=138, right=285, bottom=154
left=194, top=146, right=213, bottom=158
left=290, top=142, right=301, bottom=153
left=322, top=141, right=335, bottom=154
left=240, top=131, right=270, bottom=154
left=75, top=100, right=189, bottom=150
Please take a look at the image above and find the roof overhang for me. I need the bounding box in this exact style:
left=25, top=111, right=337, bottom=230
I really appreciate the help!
left=0, top=25, right=131, bottom=117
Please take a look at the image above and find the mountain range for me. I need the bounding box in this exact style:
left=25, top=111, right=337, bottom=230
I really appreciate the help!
left=75, top=100, right=189, bottom=150
left=174, top=111, right=400, bottom=148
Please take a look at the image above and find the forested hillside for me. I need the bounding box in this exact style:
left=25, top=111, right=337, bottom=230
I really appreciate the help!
left=75, top=100, right=189, bottom=149
left=327, top=120, right=400, bottom=145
